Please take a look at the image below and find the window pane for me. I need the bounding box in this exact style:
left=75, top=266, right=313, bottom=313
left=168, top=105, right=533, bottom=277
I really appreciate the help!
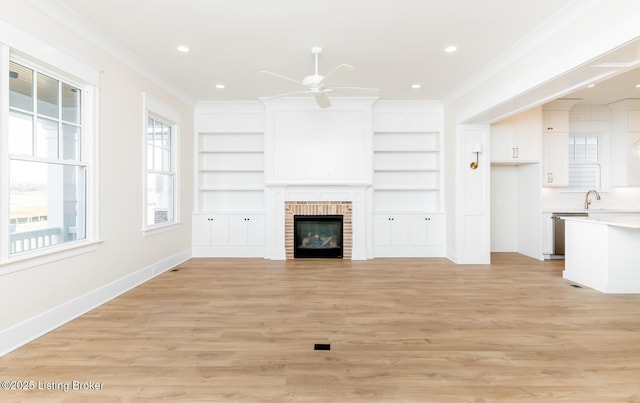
left=9, top=62, right=33, bottom=111
left=154, top=146, right=163, bottom=171
left=61, top=83, right=81, bottom=124
left=146, top=173, right=174, bottom=225
left=9, top=160, right=86, bottom=254
left=62, top=124, right=81, bottom=160
left=37, top=72, right=59, bottom=119
left=36, top=118, right=59, bottom=159
left=8, top=110, right=34, bottom=155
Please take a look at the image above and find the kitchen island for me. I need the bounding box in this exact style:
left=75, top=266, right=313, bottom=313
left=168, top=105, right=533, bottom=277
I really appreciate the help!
left=563, top=214, right=640, bottom=293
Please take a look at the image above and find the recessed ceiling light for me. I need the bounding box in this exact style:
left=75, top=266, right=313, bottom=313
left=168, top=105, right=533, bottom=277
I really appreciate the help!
left=587, top=84, right=596, bottom=88
left=177, top=45, right=190, bottom=53
left=636, top=83, right=640, bottom=88
left=215, top=84, right=225, bottom=89
left=444, top=45, right=457, bottom=53
left=411, top=84, right=421, bottom=89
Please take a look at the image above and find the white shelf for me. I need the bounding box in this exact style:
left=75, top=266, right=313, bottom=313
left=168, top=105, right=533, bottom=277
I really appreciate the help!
left=196, top=131, right=265, bottom=213
left=373, top=131, right=442, bottom=214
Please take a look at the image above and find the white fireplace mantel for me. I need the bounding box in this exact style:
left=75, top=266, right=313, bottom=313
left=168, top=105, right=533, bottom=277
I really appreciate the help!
left=264, top=184, right=372, bottom=260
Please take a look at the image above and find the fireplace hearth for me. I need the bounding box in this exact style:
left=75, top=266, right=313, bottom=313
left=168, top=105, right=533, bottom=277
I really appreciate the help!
left=294, top=215, right=343, bottom=258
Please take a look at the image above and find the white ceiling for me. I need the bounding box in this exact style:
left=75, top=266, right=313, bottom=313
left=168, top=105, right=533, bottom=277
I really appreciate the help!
left=53, top=0, right=588, bottom=103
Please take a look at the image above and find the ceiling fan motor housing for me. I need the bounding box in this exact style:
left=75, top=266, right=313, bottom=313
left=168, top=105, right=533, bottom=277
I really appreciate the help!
left=303, top=74, right=324, bottom=89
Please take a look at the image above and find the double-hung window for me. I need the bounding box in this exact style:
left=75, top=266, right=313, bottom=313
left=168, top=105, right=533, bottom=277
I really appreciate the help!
left=7, top=60, right=87, bottom=255
left=1, top=32, right=98, bottom=268
left=143, top=94, right=179, bottom=232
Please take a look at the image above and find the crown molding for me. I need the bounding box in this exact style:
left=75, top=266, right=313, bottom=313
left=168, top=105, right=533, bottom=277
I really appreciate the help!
left=24, top=0, right=195, bottom=106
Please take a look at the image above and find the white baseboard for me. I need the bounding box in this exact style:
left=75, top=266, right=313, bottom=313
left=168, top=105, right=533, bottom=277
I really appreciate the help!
left=0, top=249, right=191, bottom=357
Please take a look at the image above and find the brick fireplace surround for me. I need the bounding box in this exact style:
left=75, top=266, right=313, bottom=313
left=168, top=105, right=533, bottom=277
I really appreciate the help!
left=284, top=201, right=353, bottom=259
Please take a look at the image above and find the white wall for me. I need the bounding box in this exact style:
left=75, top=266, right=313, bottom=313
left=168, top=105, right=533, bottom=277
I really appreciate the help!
left=0, top=2, right=194, bottom=355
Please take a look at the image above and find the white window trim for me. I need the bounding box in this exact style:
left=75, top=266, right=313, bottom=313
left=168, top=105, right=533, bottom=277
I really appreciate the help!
left=142, top=93, right=180, bottom=235
left=0, top=24, right=100, bottom=272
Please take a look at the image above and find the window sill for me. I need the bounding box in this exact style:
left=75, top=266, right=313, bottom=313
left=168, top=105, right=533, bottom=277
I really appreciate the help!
left=142, top=221, right=182, bottom=237
left=0, top=240, right=103, bottom=276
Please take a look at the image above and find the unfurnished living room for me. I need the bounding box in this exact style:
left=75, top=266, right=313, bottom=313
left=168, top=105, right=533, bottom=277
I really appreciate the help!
left=2, top=1, right=640, bottom=401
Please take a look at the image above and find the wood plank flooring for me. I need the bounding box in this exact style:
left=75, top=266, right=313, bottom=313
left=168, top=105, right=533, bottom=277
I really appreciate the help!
left=2, top=254, right=640, bottom=402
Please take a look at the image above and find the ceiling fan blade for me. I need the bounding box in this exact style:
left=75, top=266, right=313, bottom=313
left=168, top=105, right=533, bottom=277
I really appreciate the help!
left=259, top=90, right=313, bottom=100
left=259, top=70, right=303, bottom=86
left=314, top=91, right=331, bottom=109
left=320, top=64, right=354, bottom=86
left=330, top=86, right=380, bottom=93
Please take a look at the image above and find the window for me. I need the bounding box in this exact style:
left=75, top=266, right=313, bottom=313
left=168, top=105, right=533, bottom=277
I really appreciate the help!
left=568, top=135, right=600, bottom=189
left=143, top=94, right=179, bottom=232
left=7, top=60, right=87, bottom=255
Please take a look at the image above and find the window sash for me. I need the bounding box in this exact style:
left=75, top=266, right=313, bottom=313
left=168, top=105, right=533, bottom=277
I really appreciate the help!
left=143, top=100, right=179, bottom=231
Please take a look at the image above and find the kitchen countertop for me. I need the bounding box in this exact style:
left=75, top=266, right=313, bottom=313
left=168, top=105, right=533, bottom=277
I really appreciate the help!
left=562, top=214, right=640, bottom=229
left=542, top=208, right=640, bottom=214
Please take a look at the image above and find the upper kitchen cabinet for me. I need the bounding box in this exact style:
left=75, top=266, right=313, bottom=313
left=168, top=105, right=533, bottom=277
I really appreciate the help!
left=542, top=110, right=570, bottom=132
left=541, top=101, right=573, bottom=187
left=609, top=99, right=640, bottom=186
left=490, top=106, right=541, bottom=164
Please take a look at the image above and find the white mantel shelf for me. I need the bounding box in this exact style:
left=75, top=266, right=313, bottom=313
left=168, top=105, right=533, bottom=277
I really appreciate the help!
left=563, top=214, right=640, bottom=293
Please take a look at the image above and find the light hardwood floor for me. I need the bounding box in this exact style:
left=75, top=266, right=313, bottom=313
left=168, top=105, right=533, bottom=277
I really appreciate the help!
left=2, top=254, right=640, bottom=402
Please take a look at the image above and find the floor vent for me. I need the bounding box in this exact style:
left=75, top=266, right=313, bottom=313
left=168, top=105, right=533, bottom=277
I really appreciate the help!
left=314, top=343, right=331, bottom=350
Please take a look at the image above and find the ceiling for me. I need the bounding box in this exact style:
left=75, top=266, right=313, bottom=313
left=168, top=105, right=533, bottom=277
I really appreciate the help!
left=51, top=0, right=594, bottom=104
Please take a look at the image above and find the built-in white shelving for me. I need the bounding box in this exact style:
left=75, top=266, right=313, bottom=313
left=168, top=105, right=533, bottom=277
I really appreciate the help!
left=197, top=132, right=265, bottom=213
left=373, top=131, right=441, bottom=214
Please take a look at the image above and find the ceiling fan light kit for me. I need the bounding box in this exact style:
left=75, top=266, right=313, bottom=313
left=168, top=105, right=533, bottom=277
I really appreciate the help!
left=260, top=46, right=379, bottom=108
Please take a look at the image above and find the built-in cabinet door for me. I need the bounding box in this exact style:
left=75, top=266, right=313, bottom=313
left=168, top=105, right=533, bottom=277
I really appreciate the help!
left=228, top=215, right=265, bottom=246
left=373, top=216, right=409, bottom=246
left=192, top=215, right=229, bottom=246
left=542, top=133, right=569, bottom=186
left=408, top=215, right=446, bottom=246
left=490, top=107, right=541, bottom=162
left=541, top=213, right=554, bottom=255
left=228, top=216, right=249, bottom=246
left=490, top=118, right=515, bottom=161
left=542, top=110, right=570, bottom=132
left=513, top=108, right=541, bottom=161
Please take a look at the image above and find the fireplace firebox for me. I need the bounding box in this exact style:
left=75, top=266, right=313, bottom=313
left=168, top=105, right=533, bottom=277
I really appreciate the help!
left=294, top=215, right=343, bottom=258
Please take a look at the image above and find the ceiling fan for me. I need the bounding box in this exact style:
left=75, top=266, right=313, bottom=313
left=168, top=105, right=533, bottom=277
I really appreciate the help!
left=260, top=46, right=379, bottom=108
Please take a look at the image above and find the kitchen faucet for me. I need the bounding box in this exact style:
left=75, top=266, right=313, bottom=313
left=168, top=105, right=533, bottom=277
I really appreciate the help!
left=584, top=189, right=601, bottom=210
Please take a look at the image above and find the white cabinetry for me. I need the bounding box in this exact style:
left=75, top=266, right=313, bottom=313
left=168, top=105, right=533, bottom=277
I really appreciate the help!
left=192, top=214, right=264, bottom=256
left=542, top=110, right=570, bottom=132
left=542, top=133, right=569, bottom=186
left=192, top=214, right=229, bottom=247
left=371, top=102, right=445, bottom=257
left=609, top=100, right=640, bottom=186
left=228, top=215, right=265, bottom=247
left=490, top=107, right=541, bottom=163
left=193, top=102, right=265, bottom=257
left=373, top=214, right=445, bottom=257
left=541, top=213, right=554, bottom=256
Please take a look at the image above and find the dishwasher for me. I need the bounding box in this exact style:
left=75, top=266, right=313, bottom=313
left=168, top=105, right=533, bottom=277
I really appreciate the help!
left=551, top=212, right=588, bottom=257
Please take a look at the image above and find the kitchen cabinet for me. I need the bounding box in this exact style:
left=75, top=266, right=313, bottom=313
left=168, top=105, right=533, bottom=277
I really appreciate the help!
left=490, top=107, right=541, bottom=163
left=542, top=133, right=569, bottom=186
left=541, top=213, right=554, bottom=255
left=542, top=110, right=570, bottom=133
left=610, top=101, right=640, bottom=186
